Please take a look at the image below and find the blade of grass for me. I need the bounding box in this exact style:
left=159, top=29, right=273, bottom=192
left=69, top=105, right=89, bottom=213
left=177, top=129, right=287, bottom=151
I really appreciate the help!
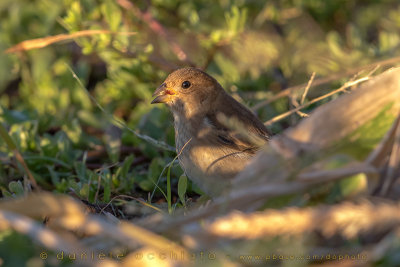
left=100, top=194, right=164, bottom=214
left=166, top=156, right=178, bottom=214
left=165, top=138, right=191, bottom=214
left=178, top=175, right=187, bottom=207
left=150, top=178, right=168, bottom=200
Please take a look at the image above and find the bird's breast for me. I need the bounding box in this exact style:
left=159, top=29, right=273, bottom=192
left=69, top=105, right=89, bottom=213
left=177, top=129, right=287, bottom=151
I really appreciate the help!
left=173, top=117, right=252, bottom=196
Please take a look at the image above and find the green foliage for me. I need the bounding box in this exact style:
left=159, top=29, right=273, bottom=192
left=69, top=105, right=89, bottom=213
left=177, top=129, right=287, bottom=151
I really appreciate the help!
left=338, top=103, right=397, bottom=160
left=0, top=231, right=40, bottom=267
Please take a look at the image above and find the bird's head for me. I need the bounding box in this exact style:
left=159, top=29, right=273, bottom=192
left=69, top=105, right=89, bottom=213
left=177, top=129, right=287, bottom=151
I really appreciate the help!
left=151, top=67, right=223, bottom=117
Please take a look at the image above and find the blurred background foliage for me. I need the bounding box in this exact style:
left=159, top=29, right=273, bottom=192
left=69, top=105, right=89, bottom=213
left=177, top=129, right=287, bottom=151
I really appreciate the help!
left=0, top=0, right=400, bottom=265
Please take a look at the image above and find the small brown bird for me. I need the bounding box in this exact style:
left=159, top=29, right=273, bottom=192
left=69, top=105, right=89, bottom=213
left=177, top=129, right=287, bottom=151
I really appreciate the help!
left=151, top=67, right=269, bottom=196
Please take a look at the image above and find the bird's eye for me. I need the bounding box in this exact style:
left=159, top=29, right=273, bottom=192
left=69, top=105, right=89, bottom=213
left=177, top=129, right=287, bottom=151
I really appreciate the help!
left=181, top=81, right=191, bottom=89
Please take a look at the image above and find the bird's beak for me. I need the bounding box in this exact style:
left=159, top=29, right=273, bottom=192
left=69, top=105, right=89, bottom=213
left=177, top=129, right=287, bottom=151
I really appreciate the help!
left=151, top=83, right=176, bottom=104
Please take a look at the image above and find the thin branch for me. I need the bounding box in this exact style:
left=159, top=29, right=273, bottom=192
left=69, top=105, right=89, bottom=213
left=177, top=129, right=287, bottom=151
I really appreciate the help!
left=290, top=97, right=309, bottom=118
left=5, top=30, right=136, bottom=53
left=297, top=162, right=378, bottom=182
left=252, top=57, right=400, bottom=111
left=264, top=76, right=369, bottom=126
left=300, top=71, right=315, bottom=104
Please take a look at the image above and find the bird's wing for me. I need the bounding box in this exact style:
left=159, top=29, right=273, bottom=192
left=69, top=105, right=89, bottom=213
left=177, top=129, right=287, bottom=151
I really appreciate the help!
left=204, top=112, right=268, bottom=153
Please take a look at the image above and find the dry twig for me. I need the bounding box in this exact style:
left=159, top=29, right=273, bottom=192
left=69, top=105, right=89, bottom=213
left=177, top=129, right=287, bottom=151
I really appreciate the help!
left=264, top=76, right=369, bottom=126
left=300, top=72, right=316, bottom=104
left=5, top=30, right=136, bottom=53
left=252, top=58, right=400, bottom=111
left=207, top=201, right=400, bottom=239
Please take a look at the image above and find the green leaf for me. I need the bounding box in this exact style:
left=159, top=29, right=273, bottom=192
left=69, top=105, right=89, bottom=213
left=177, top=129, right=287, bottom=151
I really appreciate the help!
left=0, top=122, right=17, bottom=151
left=8, top=181, right=24, bottom=196
left=74, top=161, right=87, bottom=181
left=80, top=183, right=89, bottom=199
left=339, top=173, right=367, bottom=197
left=178, top=174, right=187, bottom=206
left=115, top=155, right=135, bottom=191
left=120, top=155, right=134, bottom=178
left=101, top=0, right=122, bottom=31
left=148, top=157, right=164, bottom=182
left=46, top=165, right=60, bottom=185
left=62, top=1, right=82, bottom=31
left=102, top=170, right=112, bottom=203
left=166, top=161, right=172, bottom=214
left=0, top=108, right=31, bottom=124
